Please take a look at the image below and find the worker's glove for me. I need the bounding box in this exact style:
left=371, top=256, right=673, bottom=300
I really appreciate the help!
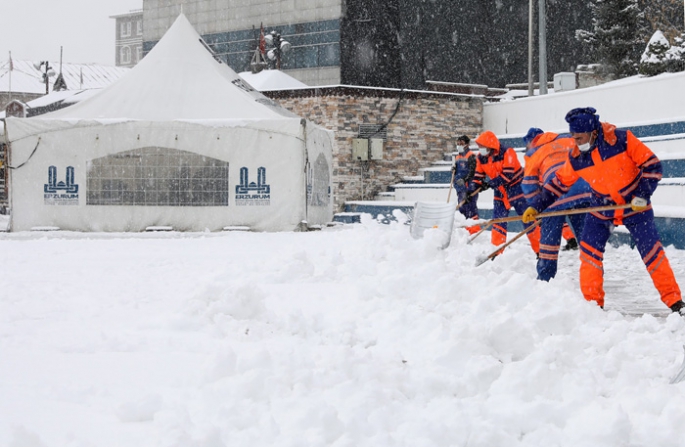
left=478, top=180, right=489, bottom=191
left=455, top=178, right=465, bottom=187
left=630, top=197, right=648, bottom=212
left=522, top=207, right=539, bottom=223
left=451, top=165, right=456, bottom=174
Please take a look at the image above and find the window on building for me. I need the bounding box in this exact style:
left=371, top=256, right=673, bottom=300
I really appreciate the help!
left=86, top=148, right=230, bottom=207
left=121, top=46, right=132, bottom=64
left=136, top=46, right=143, bottom=63
left=121, top=21, right=131, bottom=37
left=136, top=20, right=143, bottom=35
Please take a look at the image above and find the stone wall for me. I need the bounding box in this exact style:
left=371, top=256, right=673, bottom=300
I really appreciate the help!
left=266, top=87, right=483, bottom=210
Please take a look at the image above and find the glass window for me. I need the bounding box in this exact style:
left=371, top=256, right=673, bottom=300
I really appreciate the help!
left=136, top=20, right=143, bottom=35
left=121, top=46, right=131, bottom=64
left=87, top=147, right=230, bottom=207
left=121, top=21, right=131, bottom=37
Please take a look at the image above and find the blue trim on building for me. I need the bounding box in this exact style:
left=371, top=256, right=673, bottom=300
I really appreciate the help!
left=143, top=18, right=340, bottom=74
left=498, top=121, right=685, bottom=151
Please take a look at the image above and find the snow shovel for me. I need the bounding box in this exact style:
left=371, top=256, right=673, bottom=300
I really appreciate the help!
left=670, top=345, right=685, bottom=384
left=467, top=203, right=633, bottom=244
left=475, top=220, right=540, bottom=266
left=409, top=171, right=458, bottom=248
left=475, top=203, right=633, bottom=229
left=446, top=169, right=456, bottom=203
left=455, top=187, right=482, bottom=211
left=410, top=201, right=456, bottom=249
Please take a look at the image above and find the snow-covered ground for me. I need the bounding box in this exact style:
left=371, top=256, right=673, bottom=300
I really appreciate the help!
left=2, top=214, right=685, bottom=447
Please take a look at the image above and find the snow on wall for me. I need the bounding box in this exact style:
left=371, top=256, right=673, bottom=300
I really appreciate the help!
left=483, top=71, right=685, bottom=141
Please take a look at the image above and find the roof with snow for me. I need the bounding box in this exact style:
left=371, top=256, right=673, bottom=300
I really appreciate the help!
left=45, top=13, right=299, bottom=121
left=0, top=60, right=129, bottom=94
left=238, top=70, right=308, bottom=91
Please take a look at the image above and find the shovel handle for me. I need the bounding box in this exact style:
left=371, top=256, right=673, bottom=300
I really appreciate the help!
left=476, top=203, right=633, bottom=228
left=456, top=187, right=482, bottom=210
left=447, top=170, right=456, bottom=203
left=476, top=220, right=540, bottom=266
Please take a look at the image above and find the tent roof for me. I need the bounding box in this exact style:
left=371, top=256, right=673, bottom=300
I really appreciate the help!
left=45, top=13, right=299, bottom=121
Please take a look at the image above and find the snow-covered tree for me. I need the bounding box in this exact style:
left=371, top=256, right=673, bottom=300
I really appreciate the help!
left=666, top=33, right=685, bottom=72
left=576, top=0, right=647, bottom=79
left=639, top=30, right=671, bottom=76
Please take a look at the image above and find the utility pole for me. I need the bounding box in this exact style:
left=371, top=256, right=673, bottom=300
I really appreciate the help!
left=538, top=0, right=548, bottom=95
left=528, top=0, right=534, bottom=96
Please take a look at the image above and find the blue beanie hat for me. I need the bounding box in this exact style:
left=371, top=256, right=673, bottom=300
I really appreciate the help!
left=523, top=127, right=543, bottom=145
left=565, top=107, right=600, bottom=133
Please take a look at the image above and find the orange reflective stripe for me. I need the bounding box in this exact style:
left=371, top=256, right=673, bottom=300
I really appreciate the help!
left=580, top=241, right=604, bottom=260
left=643, top=254, right=682, bottom=307
left=642, top=242, right=662, bottom=266
left=647, top=252, right=665, bottom=275
left=580, top=251, right=603, bottom=271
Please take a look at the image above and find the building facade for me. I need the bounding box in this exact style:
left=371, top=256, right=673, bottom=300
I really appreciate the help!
left=137, top=0, right=601, bottom=89
left=142, top=0, right=341, bottom=86
left=111, top=10, right=144, bottom=68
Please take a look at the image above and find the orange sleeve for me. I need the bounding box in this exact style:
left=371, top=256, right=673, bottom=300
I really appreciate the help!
left=504, top=148, right=522, bottom=171
left=554, top=156, right=579, bottom=188
left=625, top=130, right=656, bottom=166
left=524, top=151, right=540, bottom=178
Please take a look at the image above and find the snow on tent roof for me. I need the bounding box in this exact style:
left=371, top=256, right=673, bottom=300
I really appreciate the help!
left=238, top=69, right=308, bottom=91
left=45, top=13, right=299, bottom=121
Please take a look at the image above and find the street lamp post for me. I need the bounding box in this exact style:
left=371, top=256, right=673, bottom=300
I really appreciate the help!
left=538, top=0, right=548, bottom=95
left=264, top=30, right=291, bottom=69
left=528, top=0, right=534, bottom=96
left=33, top=61, right=55, bottom=95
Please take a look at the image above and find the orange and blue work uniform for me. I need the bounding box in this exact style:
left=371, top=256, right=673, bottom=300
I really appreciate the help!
left=530, top=122, right=681, bottom=308
left=470, top=134, right=540, bottom=254
left=523, top=132, right=592, bottom=281
left=453, top=148, right=479, bottom=222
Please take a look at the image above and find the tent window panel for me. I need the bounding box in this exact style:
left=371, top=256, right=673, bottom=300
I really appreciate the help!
left=87, top=147, right=229, bottom=207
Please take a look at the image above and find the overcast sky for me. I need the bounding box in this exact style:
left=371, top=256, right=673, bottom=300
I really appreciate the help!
left=0, top=0, right=142, bottom=66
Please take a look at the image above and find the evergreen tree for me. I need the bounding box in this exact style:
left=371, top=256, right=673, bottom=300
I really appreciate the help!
left=575, top=0, right=647, bottom=78
left=639, top=30, right=670, bottom=76
left=666, top=33, right=685, bottom=72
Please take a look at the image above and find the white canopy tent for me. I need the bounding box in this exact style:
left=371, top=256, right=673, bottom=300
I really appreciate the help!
left=2, top=14, right=333, bottom=232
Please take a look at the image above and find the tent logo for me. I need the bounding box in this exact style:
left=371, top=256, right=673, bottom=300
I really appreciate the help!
left=44, top=165, right=79, bottom=205
left=235, top=166, right=270, bottom=206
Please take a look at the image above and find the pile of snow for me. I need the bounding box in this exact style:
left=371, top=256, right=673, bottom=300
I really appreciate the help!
left=1, top=214, right=685, bottom=446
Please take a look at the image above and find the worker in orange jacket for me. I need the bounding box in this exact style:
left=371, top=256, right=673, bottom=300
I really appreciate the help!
left=468, top=130, right=540, bottom=256
left=523, top=107, right=683, bottom=314
left=522, top=127, right=592, bottom=281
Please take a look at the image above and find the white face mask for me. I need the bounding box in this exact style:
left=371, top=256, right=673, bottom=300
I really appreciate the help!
left=577, top=134, right=596, bottom=152
left=479, top=147, right=489, bottom=156
left=457, top=144, right=467, bottom=154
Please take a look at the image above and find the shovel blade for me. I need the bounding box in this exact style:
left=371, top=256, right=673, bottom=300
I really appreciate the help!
left=410, top=201, right=455, bottom=249
left=670, top=345, right=685, bottom=384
